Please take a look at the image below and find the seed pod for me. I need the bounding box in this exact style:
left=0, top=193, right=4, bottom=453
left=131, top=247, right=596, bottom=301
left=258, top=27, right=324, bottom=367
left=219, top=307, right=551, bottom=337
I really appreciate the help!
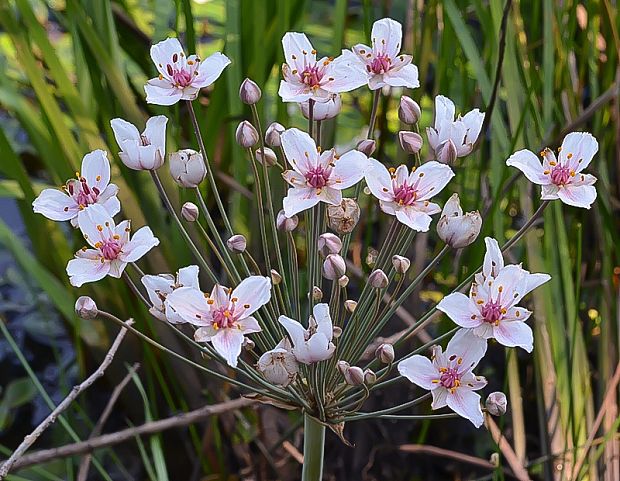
left=318, top=233, right=342, bottom=256
left=356, top=139, right=376, bottom=156
left=366, top=248, right=378, bottom=267
left=169, top=149, right=207, bottom=188
left=399, top=131, right=423, bottom=154
left=312, top=286, right=323, bottom=301
left=327, top=198, right=360, bottom=234
left=337, top=275, right=349, bottom=288
left=486, top=391, right=508, bottom=416
left=344, top=300, right=357, bottom=313
left=257, top=339, right=298, bottom=387
left=255, top=147, right=277, bottom=167
left=239, top=78, right=262, bottom=105
left=265, top=122, right=285, bottom=147
left=392, top=255, right=411, bottom=274
left=375, top=343, right=395, bottom=364
left=227, top=234, right=247, bottom=254
left=332, top=326, right=343, bottom=338
left=75, top=296, right=98, bottom=319
left=398, top=95, right=421, bottom=124
left=323, top=254, right=346, bottom=280
left=276, top=209, right=298, bottom=231
left=181, top=202, right=199, bottom=222
left=235, top=120, right=259, bottom=148
left=368, top=269, right=388, bottom=289
left=243, top=338, right=255, bottom=351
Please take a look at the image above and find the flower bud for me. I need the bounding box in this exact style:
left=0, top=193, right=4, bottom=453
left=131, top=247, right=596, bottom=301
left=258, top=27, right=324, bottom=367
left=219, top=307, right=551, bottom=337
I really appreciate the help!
left=276, top=209, right=298, bottom=231
left=255, top=147, right=277, bottom=167
left=318, top=233, right=342, bottom=257
left=366, top=248, right=378, bottom=267
left=399, top=131, right=423, bottom=154
left=356, top=139, right=376, bottom=157
left=344, top=366, right=365, bottom=386
left=327, top=198, right=360, bottom=234
left=181, top=202, right=199, bottom=222
left=363, top=369, right=377, bottom=385
left=337, top=275, right=349, bottom=288
left=368, top=269, right=388, bottom=289
left=169, top=149, right=207, bottom=188
left=392, top=255, right=411, bottom=274
left=75, top=296, right=98, bottom=319
left=265, top=122, right=285, bottom=147
left=270, top=269, right=282, bottom=285
left=437, top=139, right=458, bottom=164
left=337, top=360, right=350, bottom=375
left=239, top=78, right=262, bottom=105
left=227, top=234, right=247, bottom=254
left=312, top=286, right=323, bottom=301
left=437, top=193, right=482, bottom=249
left=243, top=338, right=255, bottom=351
left=398, top=96, right=421, bottom=124
left=323, top=254, right=346, bottom=280
left=332, top=326, right=343, bottom=338
left=375, top=343, right=395, bottom=364
left=486, top=391, right=508, bottom=416
left=301, top=94, right=341, bottom=121
left=344, top=300, right=357, bottom=313
left=235, top=120, right=259, bottom=148
left=257, top=339, right=298, bottom=387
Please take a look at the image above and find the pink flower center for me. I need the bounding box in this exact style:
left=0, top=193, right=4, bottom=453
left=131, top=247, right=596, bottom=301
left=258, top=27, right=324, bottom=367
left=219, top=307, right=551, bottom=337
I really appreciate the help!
left=439, top=367, right=461, bottom=389
left=300, top=65, right=323, bottom=88
left=305, top=165, right=331, bottom=189
left=369, top=54, right=391, bottom=74
left=169, top=67, right=193, bottom=88
left=550, top=164, right=571, bottom=185
left=68, top=178, right=100, bottom=208
left=212, top=306, right=237, bottom=329
left=99, top=239, right=122, bottom=260
left=393, top=182, right=418, bottom=205
left=140, top=134, right=151, bottom=146
left=481, top=299, right=503, bottom=324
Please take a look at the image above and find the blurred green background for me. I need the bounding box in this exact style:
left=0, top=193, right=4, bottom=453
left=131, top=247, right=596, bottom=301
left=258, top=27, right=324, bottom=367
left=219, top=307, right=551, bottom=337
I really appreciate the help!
left=0, top=0, right=618, bottom=479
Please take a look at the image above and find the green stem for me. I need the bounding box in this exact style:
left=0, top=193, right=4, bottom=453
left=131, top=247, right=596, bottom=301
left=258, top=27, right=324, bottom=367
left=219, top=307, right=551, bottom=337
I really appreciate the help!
left=301, top=414, right=325, bottom=481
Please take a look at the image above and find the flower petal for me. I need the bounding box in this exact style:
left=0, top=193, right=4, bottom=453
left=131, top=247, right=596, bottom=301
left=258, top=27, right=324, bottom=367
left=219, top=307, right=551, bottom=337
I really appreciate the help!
left=312, top=303, right=333, bottom=341
left=557, top=184, right=597, bottom=209
left=67, top=255, right=110, bottom=287
left=384, top=63, right=419, bottom=89
left=434, top=95, right=456, bottom=131
left=437, top=292, right=482, bottom=328
left=150, top=37, right=184, bottom=78
left=194, top=52, right=231, bottom=88
left=279, top=315, right=307, bottom=348
left=365, top=158, right=393, bottom=202
left=482, top=237, right=504, bottom=279
left=121, top=226, right=159, bottom=262
left=411, top=161, right=455, bottom=200
left=231, top=276, right=272, bottom=318
left=447, top=389, right=484, bottom=427
left=506, top=149, right=548, bottom=185
left=32, top=189, right=78, bottom=221
left=211, top=328, right=244, bottom=367
left=371, top=18, right=403, bottom=58
left=446, top=328, right=487, bottom=370
left=330, top=150, right=368, bottom=189
left=282, top=32, right=316, bottom=71
left=431, top=388, right=449, bottom=409
left=494, top=320, right=534, bottom=352
left=145, top=81, right=184, bottom=106
left=281, top=128, right=318, bottom=174
left=283, top=186, right=320, bottom=217
left=165, top=286, right=211, bottom=325
left=559, top=132, right=598, bottom=172
left=237, top=315, right=261, bottom=334
left=177, top=265, right=200, bottom=289
left=81, top=150, right=111, bottom=192
left=398, top=355, right=438, bottom=390
left=110, top=118, right=140, bottom=145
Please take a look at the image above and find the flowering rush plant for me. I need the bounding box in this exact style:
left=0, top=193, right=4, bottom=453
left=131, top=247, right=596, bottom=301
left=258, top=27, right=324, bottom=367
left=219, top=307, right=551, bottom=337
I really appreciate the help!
left=31, top=16, right=598, bottom=481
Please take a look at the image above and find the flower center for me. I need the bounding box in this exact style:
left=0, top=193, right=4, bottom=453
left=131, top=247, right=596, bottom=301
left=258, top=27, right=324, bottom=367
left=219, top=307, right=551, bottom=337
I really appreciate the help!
left=300, top=65, right=323, bottom=88
left=140, top=134, right=151, bottom=146
left=439, top=367, right=461, bottom=389
left=393, top=182, right=417, bottom=205
left=369, top=54, right=391, bottom=74
left=68, top=178, right=100, bottom=208
left=212, top=306, right=237, bottom=329
left=550, top=164, right=571, bottom=185
left=169, top=68, right=193, bottom=88
left=481, top=299, right=503, bottom=324
left=99, top=239, right=122, bottom=260
left=305, top=165, right=331, bottom=189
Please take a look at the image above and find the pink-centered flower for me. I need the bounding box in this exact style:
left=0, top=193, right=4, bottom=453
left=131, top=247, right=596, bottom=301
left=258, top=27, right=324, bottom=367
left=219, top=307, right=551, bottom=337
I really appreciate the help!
left=351, top=18, right=419, bottom=90
left=281, top=128, right=368, bottom=216
left=33, top=150, right=120, bottom=228
left=278, top=32, right=367, bottom=102
left=279, top=303, right=336, bottom=364
left=145, top=37, right=231, bottom=105
left=67, top=205, right=159, bottom=287
left=141, top=265, right=200, bottom=323
left=165, top=276, right=272, bottom=367
left=506, top=132, right=598, bottom=209
left=427, top=95, right=485, bottom=163
left=365, top=159, right=454, bottom=231
left=398, top=329, right=488, bottom=427
left=437, top=238, right=551, bottom=352
left=110, top=116, right=168, bottom=170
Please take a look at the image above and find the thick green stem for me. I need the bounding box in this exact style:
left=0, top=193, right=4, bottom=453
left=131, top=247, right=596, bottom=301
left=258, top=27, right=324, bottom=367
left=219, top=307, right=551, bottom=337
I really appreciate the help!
left=301, top=414, right=325, bottom=481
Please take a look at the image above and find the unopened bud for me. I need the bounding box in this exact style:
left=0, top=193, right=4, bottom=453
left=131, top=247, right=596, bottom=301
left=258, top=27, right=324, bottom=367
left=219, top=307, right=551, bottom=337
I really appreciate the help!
left=312, top=286, right=323, bottom=301
left=344, top=299, right=357, bottom=313
left=392, top=255, right=411, bottom=274
left=356, top=139, right=376, bottom=156
left=265, top=122, right=285, bottom=147
left=327, top=198, right=360, bottom=234
left=486, top=391, right=508, bottom=416
left=398, top=96, right=421, bottom=124
left=437, top=194, right=482, bottom=249
left=399, top=131, right=423, bottom=154
left=239, top=78, right=262, bottom=105
left=337, top=360, right=350, bottom=375
left=363, top=369, right=377, bottom=385
left=375, top=343, right=395, bottom=364
left=75, top=296, right=98, bottom=319
left=337, top=275, right=349, bottom=288
left=277, top=210, right=298, bottom=231
left=235, top=120, right=259, bottom=148
left=332, top=326, right=343, bottom=338
left=255, top=147, right=277, bottom=167
left=366, top=248, right=378, bottom=268
left=437, top=139, right=458, bottom=164
left=181, top=202, right=199, bottom=222
left=318, top=233, right=342, bottom=256
left=243, top=338, right=256, bottom=351
left=368, top=269, right=388, bottom=289
left=169, top=149, right=206, bottom=188
left=227, top=234, right=247, bottom=254
left=323, top=254, right=346, bottom=280
left=270, top=269, right=282, bottom=285
left=344, top=366, right=365, bottom=386
left=301, top=94, right=341, bottom=121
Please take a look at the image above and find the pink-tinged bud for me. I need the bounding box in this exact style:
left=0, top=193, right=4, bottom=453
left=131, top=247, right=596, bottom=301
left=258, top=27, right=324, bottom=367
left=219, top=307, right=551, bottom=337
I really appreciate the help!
left=399, top=131, right=423, bottom=154
left=337, top=360, right=350, bottom=375
left=398, top=96, right=421, bottom=124
left=235, top=121, right=259, bottom=148
left=75, top=296, right=98, bottom=319
left=332, top=326, right=343, bottom=338
left=368, top=269, right=388, bottom=288
left=318, top=233, right=342, bottom=256
left=300, top=94, right=341, bottom=121
left=323, top=254, right=346, bottom=280
left=327, top=198, right=360, bottom=234
left=337, top=275, right=349, bottom=288
left=226, top=234, right=247, bottom=253
left=486, top=391, right=508, bottom=416
left=265, top=122, right=285, bottom=147
left=437, top=193, right=482, bottom=249
left=375, top=343, right=395, bottom=364
left=181, top=202, right=199, bottom=222
left=255, top=147, right=277, bottom=167
left=344, top=366, right=365, bottom=386
left=239, top=78, right=262, bottom=105
left=169, top=149, right=207, bottom=188
left=363, top=369, right=377, bottom=385
left=356, top=139, right=376, bottom=156
left=392, top=255, right=411, bottom=274
left=366, top=248, right=378, bottom=268
left=312, top=286, right=323, bottom=301
left=270, top=269, right=282, bottom=285
left=276, top=209, right=298, bottom=231
left=437, top=139, right=458, bottom=164
left=344, top=299, right=357, bottom=312
left=243, top=338, right=255, bottom=351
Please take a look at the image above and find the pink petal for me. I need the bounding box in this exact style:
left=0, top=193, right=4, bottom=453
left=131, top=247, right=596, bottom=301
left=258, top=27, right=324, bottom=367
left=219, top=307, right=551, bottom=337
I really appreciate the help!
left=303, top=332, right=335, bottom=363
left=32, top=189, right=78, bottom=221
left=482, top=237, right=504, bottom=278
left=283, top=186, right=320, bottom=217
left=66, top=256, right=110, bottom=287
left=431, top=388, right=448, bottom=409
left=177, top=265, right=200, bottom=289
left=434, top=96, right=456, bottom=131
left=506, top=149, right=548, bottom=185
left=121, top=226, right=159, bottom=262
left=557, top=184, right=597, bottom=209
left=494, top=320, right=533, bottom=352
left=278, top=79, right=312, bottom=103
left=237, top=315, right=261, bottom=334
left=312, top=303, right=333, bottom=341
left=278, top=315, right=307, bottom=348
left=395, top=207, right=433, bottom=232
left=541, top=183, right=560, bottom=200
left=150, top=37, right=184, bottom=78
left=523, top=272, right=551, bottom=296
left=194, top=52, right=231, bottom=88
left=317, top=186, right=342, bottom=206
left=282, top=32, right=316, bottom=71
left=110, top=118, right=140, bottom=145
left=211, top=328, right=244, bottom=367
left=145, top=81, right=183, bottom=106
left=460, top=109, right=485, bottom=146
left=365, top=158, right=393, bottom=202
left=384, top=63, right=419, bottom=89
left=280, top=128, right=319, bottom=175
left=371, top=18, right=402, bottom=59
left=559, top=132, right=598, bottom=172
left=437, top=292, right=481, bottom=328
left=446, top=328, right=487, bottom=369
left=165, top=287, right=211, bottom=325
left=282, top=170, right=307, bottom=187
left=210, top=284, right=229, bottom=308
left=447, top=389, right=484, bottom=427
left=411, top=161, right=455, bottom=200
left=398, top=355, right=439, bottom=390
left=143, top=115, right=168, bottom=154
left=81, top=150, right=111, bottom=192
left=321, top=53, right=368, bottom=93
left=77, top=205, right=113, bottom=248
left=141, top=274, right=174, bottom=310
left=231, top=276, right=272, bottom=317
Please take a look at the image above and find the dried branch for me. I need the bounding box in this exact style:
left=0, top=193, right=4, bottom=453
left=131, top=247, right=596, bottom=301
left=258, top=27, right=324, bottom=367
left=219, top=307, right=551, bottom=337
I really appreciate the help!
left=485, top=414, right=532, bottom=481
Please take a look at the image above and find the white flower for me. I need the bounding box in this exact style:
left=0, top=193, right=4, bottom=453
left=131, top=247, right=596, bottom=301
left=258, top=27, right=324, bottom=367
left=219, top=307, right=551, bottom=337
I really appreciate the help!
left=141, top=266, right=200, bottom=323
left=506, top=132, right=598, bottom=209
left=365, top=159, right=454, bottom=231
left=278, top=32, right=367, bottom=102
left=300, top=93, right=342, bottom=120
left=426, top=95, right=485, bottom=163
left=281, top=128, right=368, bottom=217
left=437, top=238, right=551, bottom=352
left=279, top=303, right=336, bottom=364
left=351, top=18, right=419, bottom=90
left=67, top=205, right=159, bottom=287
left=398, top=329, right=488, bottom=427
left=145, top=37, right=231, bottom=105
left=166, top=276, right=271, bottom=367
left=110, top=116, right=168, bottom=170
left=32, top=150, right=120, bottom=228
left=257, top=338, right=299, bottom=387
